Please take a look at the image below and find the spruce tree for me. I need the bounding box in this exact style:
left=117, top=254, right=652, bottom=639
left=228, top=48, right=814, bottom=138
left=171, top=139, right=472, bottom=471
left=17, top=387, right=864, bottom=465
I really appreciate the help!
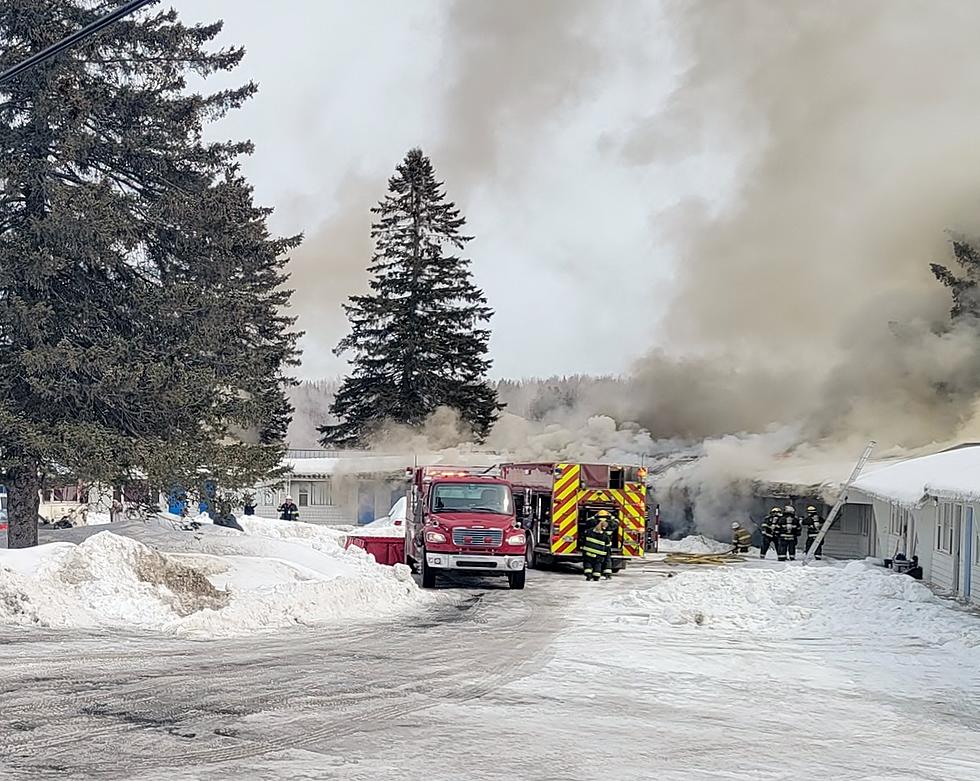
left=0, top=2, right=299, bottom=547
left=932, top=239, right=980, bottom=320
left=320, top=148, right=499, bottom=447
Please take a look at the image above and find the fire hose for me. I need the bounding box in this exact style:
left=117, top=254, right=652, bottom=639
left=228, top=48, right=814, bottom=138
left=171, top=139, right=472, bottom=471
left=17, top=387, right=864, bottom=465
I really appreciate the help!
left=662, top=551, right=744, bottom=566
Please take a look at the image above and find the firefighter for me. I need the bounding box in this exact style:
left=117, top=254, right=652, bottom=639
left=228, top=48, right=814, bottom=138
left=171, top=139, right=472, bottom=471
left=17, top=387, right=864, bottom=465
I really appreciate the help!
left=778, top=505, right=801, bottom=561
left=760, top=507, right=781, bottom=559
left=600, top=509, right=620, bottom=579
left=581, top=517, right=611, bottom=582
left=731, top=521, right=752, bottom=553
left=599, top=510, right=620, bottom=580
left=803, top=505, right=825, bottom=560
left=278, top=496, right=299, bottom=522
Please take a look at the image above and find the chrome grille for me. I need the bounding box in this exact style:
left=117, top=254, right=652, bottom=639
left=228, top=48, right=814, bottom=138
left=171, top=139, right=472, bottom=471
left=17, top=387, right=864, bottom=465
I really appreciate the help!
left=452, top=527, right=503, bottom=547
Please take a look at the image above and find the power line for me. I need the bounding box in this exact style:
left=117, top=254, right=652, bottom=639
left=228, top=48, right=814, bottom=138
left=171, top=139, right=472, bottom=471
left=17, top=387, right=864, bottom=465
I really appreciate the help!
left=0, top=0, right=158, bottom=87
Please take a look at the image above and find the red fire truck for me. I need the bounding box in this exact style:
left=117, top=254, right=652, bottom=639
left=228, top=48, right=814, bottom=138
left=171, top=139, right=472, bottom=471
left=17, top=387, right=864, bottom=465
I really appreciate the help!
left=501, top=462, right=648, bottom=571
left=404, top=466, right=528, bottom=590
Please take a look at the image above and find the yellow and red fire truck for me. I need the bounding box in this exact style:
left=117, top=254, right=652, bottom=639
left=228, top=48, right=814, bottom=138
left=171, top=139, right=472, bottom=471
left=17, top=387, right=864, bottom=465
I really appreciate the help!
left=500, top=462, right=649, bottom=570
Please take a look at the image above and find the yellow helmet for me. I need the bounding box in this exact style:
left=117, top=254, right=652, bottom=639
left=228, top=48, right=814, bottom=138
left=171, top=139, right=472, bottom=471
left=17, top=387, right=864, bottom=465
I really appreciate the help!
left=806, top=505, right=817, bottom=513
left=597, top=510, right=612, bottom=519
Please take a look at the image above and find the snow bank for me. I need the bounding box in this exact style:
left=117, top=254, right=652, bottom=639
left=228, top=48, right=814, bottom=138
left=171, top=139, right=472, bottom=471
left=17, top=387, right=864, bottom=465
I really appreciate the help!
left=618, top=560, right=980, bottom=647
left=351, top=497, right=408, bottom=538
left=0, top=518, right=427, bottom=637
left=657, top=534, right=732, bottom=555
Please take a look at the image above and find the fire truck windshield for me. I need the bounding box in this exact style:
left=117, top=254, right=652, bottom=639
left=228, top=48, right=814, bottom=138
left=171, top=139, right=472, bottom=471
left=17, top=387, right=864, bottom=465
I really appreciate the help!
left=431, top=483, right=512, bottom=515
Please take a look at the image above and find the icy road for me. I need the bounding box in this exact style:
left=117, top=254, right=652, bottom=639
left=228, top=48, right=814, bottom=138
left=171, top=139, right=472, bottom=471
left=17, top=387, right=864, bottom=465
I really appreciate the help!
left=2, top=562, right=979, bottom=781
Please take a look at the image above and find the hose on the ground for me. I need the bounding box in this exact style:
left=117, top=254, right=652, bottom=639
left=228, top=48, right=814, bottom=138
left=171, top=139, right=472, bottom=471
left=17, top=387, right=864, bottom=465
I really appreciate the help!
left=662, top=551, right=744, bottom=566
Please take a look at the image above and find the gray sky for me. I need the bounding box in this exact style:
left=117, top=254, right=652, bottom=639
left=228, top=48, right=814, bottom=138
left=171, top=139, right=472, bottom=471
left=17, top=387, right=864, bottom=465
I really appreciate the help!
left=168, top=1, right=716, bottom=380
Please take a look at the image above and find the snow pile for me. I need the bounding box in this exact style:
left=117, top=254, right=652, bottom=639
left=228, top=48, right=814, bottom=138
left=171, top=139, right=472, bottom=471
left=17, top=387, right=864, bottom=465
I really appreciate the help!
left=657, top=534, right=732, bottom=554
left=0, top=533, right=228, bottom=630
left=0, top=520, right=426, bottom=636
left=619, top=560, right=980, bottom=647
left=233, top=513, right=349, bottom=547
left=352, top=497, right=408, bottom=538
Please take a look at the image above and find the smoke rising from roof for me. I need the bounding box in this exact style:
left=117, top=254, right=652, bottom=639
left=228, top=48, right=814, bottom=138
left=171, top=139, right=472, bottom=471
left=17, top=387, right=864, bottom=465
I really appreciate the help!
left=620, top=0, right=980, bottom=451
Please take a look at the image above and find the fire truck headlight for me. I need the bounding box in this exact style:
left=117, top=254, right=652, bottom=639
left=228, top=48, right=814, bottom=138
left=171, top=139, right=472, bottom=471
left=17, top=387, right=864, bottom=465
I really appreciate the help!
left=506, top=532, right=526, bottom=546
left=425, top=530, right=447, bottom=544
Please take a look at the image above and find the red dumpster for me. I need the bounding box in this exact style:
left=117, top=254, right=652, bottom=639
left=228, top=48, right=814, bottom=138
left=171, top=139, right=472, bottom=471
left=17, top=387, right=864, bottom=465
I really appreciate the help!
left=345, top=534, right=405, bottom=566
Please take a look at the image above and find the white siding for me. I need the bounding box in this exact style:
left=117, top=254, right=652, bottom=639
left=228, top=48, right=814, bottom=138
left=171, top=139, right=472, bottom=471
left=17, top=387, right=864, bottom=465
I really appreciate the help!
left=967, top=504, right=979, bottom=606
left=823, top=503, right=874, bottom=559
left=931, top=551, right=956, bottom=592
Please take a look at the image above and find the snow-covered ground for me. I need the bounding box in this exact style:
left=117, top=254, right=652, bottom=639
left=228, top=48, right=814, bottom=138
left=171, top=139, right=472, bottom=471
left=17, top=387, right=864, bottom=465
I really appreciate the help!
left=2, top=538, right=979, bottom=779
left=0, top=514, right=427, bottom=637
left=657, top=533, right=735, bottom=554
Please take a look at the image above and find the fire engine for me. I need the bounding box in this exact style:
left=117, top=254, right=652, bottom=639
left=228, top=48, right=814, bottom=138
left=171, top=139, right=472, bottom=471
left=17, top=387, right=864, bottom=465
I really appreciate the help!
left=403, top=466, right=528, bottom=590
left=501, top=462, right=649, bottom=570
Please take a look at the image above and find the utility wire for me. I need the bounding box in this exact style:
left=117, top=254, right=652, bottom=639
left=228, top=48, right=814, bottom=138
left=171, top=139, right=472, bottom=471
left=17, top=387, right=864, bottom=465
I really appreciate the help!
left=0, top=0, right=158, bottom=87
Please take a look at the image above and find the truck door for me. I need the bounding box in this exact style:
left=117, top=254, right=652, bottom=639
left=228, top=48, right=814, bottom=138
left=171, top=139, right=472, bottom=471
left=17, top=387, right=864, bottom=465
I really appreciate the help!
left=534, top=493, right=552, bottom=547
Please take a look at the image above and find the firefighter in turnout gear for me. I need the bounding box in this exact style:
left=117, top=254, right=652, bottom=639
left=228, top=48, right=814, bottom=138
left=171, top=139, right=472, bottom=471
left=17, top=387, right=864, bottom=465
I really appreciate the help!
left=600, top=509, right=619, bottom=579
left=777, top=505, right=802, bottom=561
left=731, top=521, right=752, bottom=553
left=803, top=505, right=825, bottom=560
left=581, top=515, right=611, bottom=582
left=760, top=507, right=781, bottom=559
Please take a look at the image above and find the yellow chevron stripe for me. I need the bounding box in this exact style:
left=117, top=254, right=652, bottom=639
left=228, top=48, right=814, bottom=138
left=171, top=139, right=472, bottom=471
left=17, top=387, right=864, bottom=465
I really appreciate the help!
left=556, top=512, right=578, bottom=537
left=553, top=504, right=576, bottom=529
left=556, top=480, right=581, bottom=504
left=554, top=464, right=580, bottom=494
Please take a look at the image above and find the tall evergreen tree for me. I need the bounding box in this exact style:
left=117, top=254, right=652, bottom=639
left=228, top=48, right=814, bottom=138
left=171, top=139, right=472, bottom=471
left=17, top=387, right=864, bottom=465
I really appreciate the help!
left=0, top=2, right=299, bottom=547
left=932, top=238, right=980, bottom=320
left=320, top=148, right=499, bottom=447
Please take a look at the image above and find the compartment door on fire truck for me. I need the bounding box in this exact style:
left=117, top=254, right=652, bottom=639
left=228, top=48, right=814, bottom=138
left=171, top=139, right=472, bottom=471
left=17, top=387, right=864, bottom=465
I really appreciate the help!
left=533, top=492, right=552, bottom=547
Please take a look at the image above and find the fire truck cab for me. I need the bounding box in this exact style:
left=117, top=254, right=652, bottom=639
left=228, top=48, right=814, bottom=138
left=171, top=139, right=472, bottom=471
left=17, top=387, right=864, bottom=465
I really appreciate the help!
left=501, top=462, right=648, bottom=571
left=404, top=466, right=527, bottom=590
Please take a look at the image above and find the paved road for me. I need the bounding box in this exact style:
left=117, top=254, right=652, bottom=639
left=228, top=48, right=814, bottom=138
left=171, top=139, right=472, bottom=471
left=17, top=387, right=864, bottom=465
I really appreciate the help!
left=0, top=570, right=570, bottom=780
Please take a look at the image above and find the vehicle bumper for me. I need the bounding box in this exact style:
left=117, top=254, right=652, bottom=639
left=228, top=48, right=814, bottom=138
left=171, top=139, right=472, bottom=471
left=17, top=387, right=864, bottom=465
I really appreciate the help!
left=425, top=552, right=525, bottom=572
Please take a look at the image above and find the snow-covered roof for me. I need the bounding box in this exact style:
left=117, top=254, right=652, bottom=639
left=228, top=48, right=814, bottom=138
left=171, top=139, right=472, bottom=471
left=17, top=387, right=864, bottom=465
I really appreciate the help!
left=283, top=452, right=501, bottom=478
left=851, top=444, right=980, bottom=507
left=750, top=455, right=898, bottom=498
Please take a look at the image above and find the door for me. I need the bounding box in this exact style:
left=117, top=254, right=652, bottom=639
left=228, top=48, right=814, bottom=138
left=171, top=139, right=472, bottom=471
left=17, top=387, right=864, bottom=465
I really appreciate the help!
left=964, top=507, right=974, bottom=600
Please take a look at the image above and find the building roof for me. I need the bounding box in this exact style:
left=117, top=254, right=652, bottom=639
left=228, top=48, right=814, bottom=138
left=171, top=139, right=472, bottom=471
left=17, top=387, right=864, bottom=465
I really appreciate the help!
left=283, top=451, right=502, bottom=479
left=851, top=444, right=980, bottom=507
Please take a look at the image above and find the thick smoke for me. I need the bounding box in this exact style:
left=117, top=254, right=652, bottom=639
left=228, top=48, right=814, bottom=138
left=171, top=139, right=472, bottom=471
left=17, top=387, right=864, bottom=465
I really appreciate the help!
left=619, top=0, right=980, bottom=450
left=439, top=0, right=606, bottom=187
left=287, top=2, right=980, bottom=539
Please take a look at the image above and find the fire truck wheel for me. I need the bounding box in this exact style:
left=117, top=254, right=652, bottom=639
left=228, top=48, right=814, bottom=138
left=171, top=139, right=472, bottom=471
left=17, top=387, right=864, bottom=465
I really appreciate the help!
left=526, top=545, right=538, bottom=569
left=420, top=550, right=437, bottom=589
left=507, top=569, right=526, bottom=590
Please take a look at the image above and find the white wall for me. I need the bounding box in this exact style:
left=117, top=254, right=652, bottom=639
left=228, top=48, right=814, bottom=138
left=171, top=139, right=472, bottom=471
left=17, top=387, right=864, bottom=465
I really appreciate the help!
left=966, top=504, right=979, bottom=607
left=253, top=477, right=403, bottom=526
left=822, top=502, right=874, bottom=559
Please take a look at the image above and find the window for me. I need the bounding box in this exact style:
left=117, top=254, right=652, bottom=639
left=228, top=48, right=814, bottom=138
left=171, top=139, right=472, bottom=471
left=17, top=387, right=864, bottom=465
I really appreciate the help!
left=889, top=504, right=912, bottom=536
left=840, top=505, right=871, bottom=535
left=431, top=482, right=512, bottom=515
left=936, top=502, right=962, bottom=555
left=313, top=480, right=334, bottom=506
left=44, top=485, right=81, bottom=503
left=297, top=485, right=310, bottom=507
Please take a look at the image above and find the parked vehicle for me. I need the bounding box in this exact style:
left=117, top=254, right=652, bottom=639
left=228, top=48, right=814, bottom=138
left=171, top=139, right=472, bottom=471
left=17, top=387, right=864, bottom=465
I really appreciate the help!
left=501, top=462, right=649, bottom=572
left=404, top=467, right=527, bottom=589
